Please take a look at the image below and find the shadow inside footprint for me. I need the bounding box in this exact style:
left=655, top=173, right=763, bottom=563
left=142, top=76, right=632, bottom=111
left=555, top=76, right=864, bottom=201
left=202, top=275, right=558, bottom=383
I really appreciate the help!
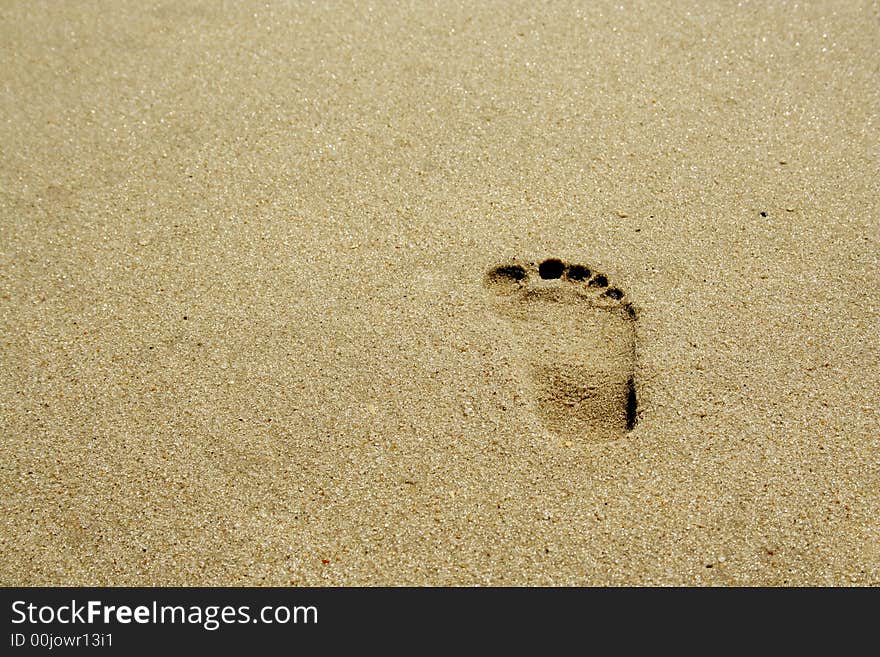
left=485, top=264, right=528, bottom=294
left=484, top=258, right=638, bottom=443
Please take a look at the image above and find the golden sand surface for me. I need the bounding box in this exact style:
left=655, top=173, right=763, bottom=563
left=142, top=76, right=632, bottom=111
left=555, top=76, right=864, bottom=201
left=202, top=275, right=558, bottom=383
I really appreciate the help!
left=1, top=1, right=878, bottom=585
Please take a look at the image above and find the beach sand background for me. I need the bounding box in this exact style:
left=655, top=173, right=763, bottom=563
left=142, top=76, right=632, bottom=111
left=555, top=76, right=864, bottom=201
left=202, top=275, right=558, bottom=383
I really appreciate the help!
left=1, top=0, right=878, bottom=585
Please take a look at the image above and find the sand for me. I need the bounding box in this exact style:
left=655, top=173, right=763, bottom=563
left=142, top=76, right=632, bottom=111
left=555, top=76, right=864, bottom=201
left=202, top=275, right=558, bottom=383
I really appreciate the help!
left=1, top=0, right=878, bottom=586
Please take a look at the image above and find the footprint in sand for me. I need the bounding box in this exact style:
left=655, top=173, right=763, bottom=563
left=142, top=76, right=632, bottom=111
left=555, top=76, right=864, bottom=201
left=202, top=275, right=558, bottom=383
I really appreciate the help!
left=484, top=257, right=638, bottom=444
